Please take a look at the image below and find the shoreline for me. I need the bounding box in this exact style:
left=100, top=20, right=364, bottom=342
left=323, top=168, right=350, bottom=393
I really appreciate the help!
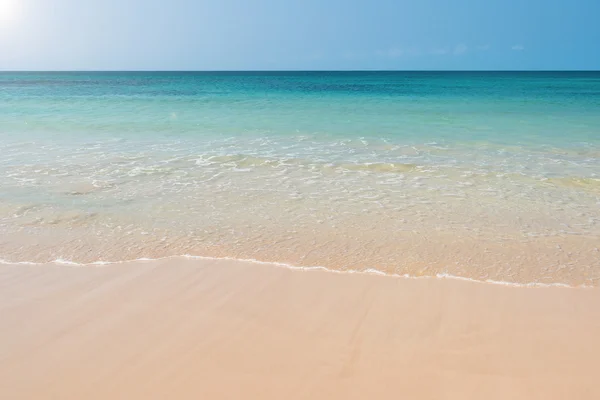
left=1, top=257, right=599, bottom=399
left=0, top=253, right=591, bottom=288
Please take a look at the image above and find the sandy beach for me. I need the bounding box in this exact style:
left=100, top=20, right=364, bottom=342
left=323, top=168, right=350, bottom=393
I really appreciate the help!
left=1, top=257, right=599, bottom=399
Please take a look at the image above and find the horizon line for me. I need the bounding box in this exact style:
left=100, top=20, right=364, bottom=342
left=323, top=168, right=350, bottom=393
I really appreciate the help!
left=1, top=69, right=599, bottom=73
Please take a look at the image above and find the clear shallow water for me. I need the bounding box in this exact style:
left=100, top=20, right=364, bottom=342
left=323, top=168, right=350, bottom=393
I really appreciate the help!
left=1, top=72, right=599, bottom=285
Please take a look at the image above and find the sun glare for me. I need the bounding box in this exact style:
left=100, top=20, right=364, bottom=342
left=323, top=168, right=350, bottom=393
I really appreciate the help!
left=0, top=0, right=19, bottom=24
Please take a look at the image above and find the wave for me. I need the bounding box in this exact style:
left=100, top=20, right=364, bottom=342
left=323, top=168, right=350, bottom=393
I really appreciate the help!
left=337, top=162, right=418, bottom=173
left=199, top=155, right=420, bottom=174
left=0, top=254, right=589, bottom=289
left=546, top=177, right=600, bottom=193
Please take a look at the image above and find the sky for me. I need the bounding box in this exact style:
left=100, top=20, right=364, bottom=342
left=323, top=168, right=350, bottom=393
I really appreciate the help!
left=0, top=0, right=599, bottom=70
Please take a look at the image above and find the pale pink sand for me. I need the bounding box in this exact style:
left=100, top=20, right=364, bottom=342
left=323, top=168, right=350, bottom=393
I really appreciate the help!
left=1, top=257, right=599, bottom=399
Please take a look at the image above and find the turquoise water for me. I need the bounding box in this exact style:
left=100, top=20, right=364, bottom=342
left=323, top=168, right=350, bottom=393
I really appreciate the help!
left=1, top=72, right=599, bottom=285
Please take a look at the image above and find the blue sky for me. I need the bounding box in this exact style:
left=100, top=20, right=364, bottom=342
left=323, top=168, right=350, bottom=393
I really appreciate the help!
left=0, top=0, right=598, bottom=70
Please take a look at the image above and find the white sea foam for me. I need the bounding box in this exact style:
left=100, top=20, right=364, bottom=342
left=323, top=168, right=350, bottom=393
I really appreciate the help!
left=0, top=255, right=589, bottom=289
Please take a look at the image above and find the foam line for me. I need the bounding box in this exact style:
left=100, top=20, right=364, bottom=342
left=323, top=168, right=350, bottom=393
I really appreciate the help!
left=0, top=255, right=590, bottom=289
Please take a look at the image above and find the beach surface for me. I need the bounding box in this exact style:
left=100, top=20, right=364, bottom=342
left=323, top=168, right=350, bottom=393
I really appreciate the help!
left=1, top=257, right=599, bottom=400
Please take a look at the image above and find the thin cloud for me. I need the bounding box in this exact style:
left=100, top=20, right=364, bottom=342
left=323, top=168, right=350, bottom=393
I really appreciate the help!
left=476, top=44, right=490, bottom=51
left=375, top=47, right=404, bottom=58
left=342, top=52, right=360, bottom=60
left=453, top=44, right=468, bottom=55
left=308, top=52, right=324, bottom=60
left=511, top=44, right=525, bottom=51
left=387, top=47, right=404, bottom=58
left=431, top=48, right=449, bottom=55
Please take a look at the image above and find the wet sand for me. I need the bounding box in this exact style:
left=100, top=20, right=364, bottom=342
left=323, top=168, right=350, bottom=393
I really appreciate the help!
left=1, top=257, right=599, bottom=399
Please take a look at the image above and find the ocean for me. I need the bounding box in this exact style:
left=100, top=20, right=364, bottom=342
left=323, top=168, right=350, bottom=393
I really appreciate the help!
left=1, top=71, right=599, bottom=285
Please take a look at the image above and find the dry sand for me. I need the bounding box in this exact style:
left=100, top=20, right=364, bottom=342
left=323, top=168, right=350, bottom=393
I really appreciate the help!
left=1, top=257, right=599, bottom=399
